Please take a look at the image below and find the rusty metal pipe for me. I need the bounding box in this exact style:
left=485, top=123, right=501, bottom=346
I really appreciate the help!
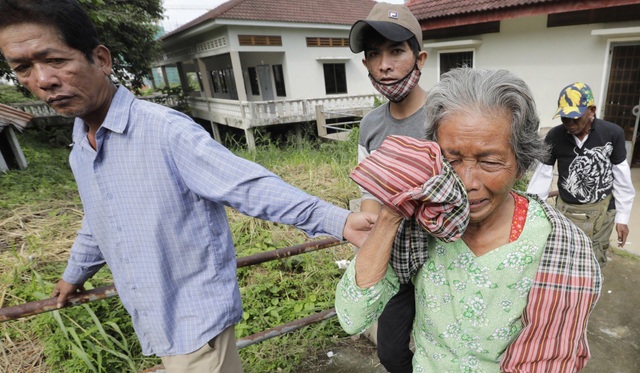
left=0, top=286, right=119, bottom=322
left=140, top=308, right=338, bottom=373
left=236, top=237, right=341, bottom=267
left=0, top=238, right=344, bottom=322
left=236, top=308, right=337, bottom=349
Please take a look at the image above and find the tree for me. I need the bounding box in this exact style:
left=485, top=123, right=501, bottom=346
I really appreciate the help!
left=0, top=0, right=164, bottom=94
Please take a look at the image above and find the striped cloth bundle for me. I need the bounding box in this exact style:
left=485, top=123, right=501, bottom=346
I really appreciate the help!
left=350, top=135, right=469, bottom=283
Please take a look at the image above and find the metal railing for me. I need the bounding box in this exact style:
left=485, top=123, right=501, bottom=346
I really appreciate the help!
left=0, top=237, right=347, bottom=371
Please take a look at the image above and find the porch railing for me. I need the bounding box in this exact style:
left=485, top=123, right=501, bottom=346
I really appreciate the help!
left=8, top=95, right=180, bottom=118
left=187, top=94, right=380, bottom=129
left=8, top=94, right=379, bottom=136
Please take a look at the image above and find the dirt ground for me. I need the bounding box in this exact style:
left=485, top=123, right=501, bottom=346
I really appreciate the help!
left=582, top=251, right=640, bottom=373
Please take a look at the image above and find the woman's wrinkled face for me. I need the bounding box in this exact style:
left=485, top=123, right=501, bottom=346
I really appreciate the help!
left=437, top=108, right=520, bottom=227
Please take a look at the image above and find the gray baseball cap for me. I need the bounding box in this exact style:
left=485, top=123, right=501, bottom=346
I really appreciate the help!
left=349, top=2, right=423, bottom=53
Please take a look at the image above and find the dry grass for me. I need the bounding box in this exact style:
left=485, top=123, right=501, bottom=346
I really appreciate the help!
left=1, top=320, right=48, bottom=373
left=0, top=133, right=361, bottom=372
left=0, top=201, right=81, bottom=255
left=0, top=199, right=83, bottom=372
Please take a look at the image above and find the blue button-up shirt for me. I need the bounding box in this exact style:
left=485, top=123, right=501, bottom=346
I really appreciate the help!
left=63, top=86, right=349, bottom=356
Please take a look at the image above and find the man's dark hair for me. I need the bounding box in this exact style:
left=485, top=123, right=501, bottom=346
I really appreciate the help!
left=0, top=0, right=101, bottom=62
left=361, top=26, right=421, bottom=59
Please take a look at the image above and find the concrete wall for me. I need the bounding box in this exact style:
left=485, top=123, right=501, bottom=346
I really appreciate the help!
left=227, top=26, right=376, bottom=100
left=421, top=15, right=640, bottom=131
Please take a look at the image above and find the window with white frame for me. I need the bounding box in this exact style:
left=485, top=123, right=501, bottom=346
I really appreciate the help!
left=323, top=63, right=347, bottom=94
left=439, top=50, right=474, bottom=76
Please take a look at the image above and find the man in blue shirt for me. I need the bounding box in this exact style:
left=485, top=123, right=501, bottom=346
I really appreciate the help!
left=0, top=1, right=375, bottom=371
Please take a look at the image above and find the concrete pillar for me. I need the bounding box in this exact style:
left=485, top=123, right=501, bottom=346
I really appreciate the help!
left=210, top=121, right=222, bottom=143
left=229, top=51, right=247, bottom=101
left=176, top=62, right=189, bottom=92
left=197, top=58, right=213, bottom=99
left=244, top=127, right=256, bottom=150
left=149, top=69, right=158, bottom=91
left=160, top=66, right=170, bottom=88
left=315, top=104, right=327, bottom=138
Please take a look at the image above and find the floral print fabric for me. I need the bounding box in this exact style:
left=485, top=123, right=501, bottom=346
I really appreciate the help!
left=336, top=197, right=551, bottom=372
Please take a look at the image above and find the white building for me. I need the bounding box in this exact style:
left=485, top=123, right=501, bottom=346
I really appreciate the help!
left=411, top=0, right=640, bottom=166
left=154, top=0, right=640, bottom=163
left=154, top=0, right=380, bottom=148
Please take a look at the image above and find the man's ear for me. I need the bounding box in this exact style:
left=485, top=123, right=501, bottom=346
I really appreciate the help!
left=417, top=50, right=428, bottom=70
left=93, top=45, right=113, bottom=75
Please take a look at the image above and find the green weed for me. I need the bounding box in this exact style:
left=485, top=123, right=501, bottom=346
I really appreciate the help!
left=1, top=127, right=360, bottom=372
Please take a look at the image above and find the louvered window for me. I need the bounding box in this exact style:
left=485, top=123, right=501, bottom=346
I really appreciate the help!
left=238, top=35, right=282, bottom=46
left=306, top=37, right=349, bottom=47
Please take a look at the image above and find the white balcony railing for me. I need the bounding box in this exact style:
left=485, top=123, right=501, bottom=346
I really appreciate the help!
left=9, top=94, right=380, bottom=130
left=187, top=94, right=380, bottom=129
left=9, top=102, right=59, bottom=117
left=9, top=95, right=180, bottom=118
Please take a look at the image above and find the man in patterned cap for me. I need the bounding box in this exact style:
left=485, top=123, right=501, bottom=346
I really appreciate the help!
left=528, top=82, right=635, bottom=267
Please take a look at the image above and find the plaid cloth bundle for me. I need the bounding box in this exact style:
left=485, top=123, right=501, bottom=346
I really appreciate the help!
left=350, top=135, right=469, bottom=283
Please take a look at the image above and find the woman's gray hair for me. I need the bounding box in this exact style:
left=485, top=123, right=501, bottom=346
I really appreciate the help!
left=424, top=68, right=549, bottom=174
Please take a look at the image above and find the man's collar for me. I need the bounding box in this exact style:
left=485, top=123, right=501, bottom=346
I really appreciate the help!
left=99, top=85, right=133, bottom=134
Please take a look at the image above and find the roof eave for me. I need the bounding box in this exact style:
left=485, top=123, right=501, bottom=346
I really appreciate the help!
left=419, top=0, right=640, bottom=31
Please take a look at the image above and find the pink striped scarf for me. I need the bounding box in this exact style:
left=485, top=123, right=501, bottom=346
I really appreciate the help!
left=350, top=135, right=469, bottom=283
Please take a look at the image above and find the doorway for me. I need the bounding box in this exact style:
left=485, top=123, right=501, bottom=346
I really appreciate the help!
left=603, top=43, right=640, bottom=166
left=257, top=64, right=275, bottom=114
left=256, top=65, right=274, bottom=101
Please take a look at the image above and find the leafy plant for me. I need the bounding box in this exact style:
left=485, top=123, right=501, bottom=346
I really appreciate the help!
left=157, top=85, right=192, bottom=116
left=0, top=84, right=34, bottom=104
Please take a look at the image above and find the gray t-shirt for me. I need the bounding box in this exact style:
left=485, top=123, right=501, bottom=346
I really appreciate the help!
left=357, top=102, right=427, bottom=201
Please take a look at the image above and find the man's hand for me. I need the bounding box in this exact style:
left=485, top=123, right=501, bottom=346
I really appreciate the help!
left=616, top=223, right=629, bottom=247
left=51, top=279, right=85, bottom=308
left=343, top=211, right=377, bottom=248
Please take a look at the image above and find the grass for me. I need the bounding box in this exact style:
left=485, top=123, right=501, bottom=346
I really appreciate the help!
left=0, top=84, right=34, bottom=104
left=611, top=247, right=640, bottom=261
left=0, top=126, right=362, bottom=372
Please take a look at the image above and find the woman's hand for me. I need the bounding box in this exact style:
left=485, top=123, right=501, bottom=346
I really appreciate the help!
left=355, top=206, right=404, bottom=288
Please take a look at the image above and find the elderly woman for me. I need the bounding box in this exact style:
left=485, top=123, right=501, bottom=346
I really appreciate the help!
left=336, top=68, right=601, bottom=372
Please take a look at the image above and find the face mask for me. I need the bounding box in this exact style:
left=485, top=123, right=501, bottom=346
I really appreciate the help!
left=369, top=65, right=421, bottom=103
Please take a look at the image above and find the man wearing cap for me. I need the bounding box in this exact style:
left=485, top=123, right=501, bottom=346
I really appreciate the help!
left=528, top=82, right=635, bottom=267
left=348, top=2, right=427, bottom=372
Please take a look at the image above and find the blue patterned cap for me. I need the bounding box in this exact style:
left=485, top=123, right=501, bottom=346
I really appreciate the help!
left=553, top=82, right=595, bottom=119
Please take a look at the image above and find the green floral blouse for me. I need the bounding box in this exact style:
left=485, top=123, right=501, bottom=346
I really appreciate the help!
left=336, top=198, right=551, bottom=372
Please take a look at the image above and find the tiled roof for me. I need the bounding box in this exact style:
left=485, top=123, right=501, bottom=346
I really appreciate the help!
left=0, top=103, right=33, bottom=132
left=164, top=0, right=377, bottom=39
left=407, top=0, right=555, bottom=20
left=407, top=0, right=636, bottom=20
